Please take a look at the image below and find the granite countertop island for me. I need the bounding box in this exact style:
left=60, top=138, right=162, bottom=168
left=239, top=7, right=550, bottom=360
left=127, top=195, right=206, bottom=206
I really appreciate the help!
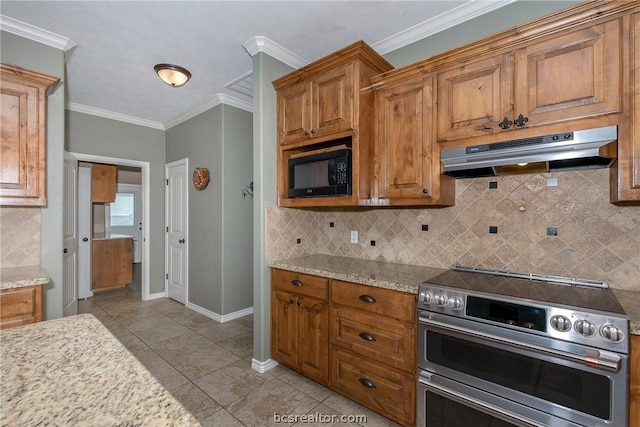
left=0, top=266, right=50, bottom=290
left=271, top=254, right=640, bottom=336
left=0, top=314, right=199, bottom=426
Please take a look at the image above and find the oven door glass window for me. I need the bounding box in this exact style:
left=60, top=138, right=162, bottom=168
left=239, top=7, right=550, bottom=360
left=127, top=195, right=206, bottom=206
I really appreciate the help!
left=426, top=391, right=518, bottom=427
left=426, top=330, right=610, bottom=420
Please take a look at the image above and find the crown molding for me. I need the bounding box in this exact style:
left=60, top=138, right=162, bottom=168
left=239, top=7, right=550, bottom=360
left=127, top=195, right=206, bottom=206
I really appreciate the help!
left=0, top=14, right=76, bottom=52
left=164, top=93, right=253, bottom=130
left=66, top=102, right=165, bottom=130
left=373, top=0, right=517, bottom=54
left=243, top=36, right=308, bottom=69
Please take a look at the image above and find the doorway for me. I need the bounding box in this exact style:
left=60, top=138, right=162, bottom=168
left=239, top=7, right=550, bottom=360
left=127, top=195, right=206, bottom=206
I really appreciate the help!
left=69, top=152, right=152, bottom=300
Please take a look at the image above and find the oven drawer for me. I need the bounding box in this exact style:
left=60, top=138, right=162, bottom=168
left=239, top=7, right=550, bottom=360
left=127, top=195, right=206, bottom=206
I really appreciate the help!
left=331, top=280, right=415, bottom=322
left=271, top=269, right=328, bottom=300
left=331, top=306, right=415, bottom=372
left=331, top=347, right=415, bottom=426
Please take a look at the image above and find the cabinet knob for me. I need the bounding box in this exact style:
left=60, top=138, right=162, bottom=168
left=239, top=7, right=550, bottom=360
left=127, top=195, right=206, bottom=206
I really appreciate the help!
left=296, top=300, right=302, bottom=306
left=310, top=129, right=316, bottom=135
left=290, top=298, right=295, bottom=304
left=291, top=279, right=303, bottom=287
left=358, top=378, right=377, bottom=389
left=304, top=131, right=310, bottom=136
left=422, top=188, right=429, bottom=195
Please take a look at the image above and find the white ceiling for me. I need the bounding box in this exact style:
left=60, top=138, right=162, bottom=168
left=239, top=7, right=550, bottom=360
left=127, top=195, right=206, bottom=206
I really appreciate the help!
left=0, top=1, right=514, bottom=129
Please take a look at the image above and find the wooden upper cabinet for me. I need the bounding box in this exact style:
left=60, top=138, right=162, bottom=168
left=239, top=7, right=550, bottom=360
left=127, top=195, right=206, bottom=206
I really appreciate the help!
left=374, top=76, right=454, bottom=206
left=436, top=53, right=512, bottom=142
left=0, top=63, right=59, bottom=206
left=274, top=41, right=393, bottom=207
left=436, top=15, right=623, bottom=144
left=613, top=9, right=640, bottom=204
left=278, top=64, right=354, bottom=146
left=514, top=18, right=622, bottom=127
left=91, top=163, right=117, bottom=203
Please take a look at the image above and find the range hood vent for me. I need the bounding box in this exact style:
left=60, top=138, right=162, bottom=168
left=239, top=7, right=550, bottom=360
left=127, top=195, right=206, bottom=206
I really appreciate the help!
left=441, top=126, right=618, bottom=179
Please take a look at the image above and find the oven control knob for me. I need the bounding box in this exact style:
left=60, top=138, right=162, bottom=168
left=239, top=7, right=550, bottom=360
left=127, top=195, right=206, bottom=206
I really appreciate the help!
left=550, top=315, right=572, bottom=332
left=434, top=294, right=448, bottom=307
left=419, top=291, right=433, bottom=304
left=600, top=324, right=625, bottom=342
left=574, top=319, right=597, bottom=337
left=447, top=296, right=464, bottom=311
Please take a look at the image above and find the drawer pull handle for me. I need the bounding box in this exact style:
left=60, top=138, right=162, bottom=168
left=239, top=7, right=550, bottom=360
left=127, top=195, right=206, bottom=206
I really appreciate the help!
left=359, top=378, right=377, bottom=389
left=358, top=332, right=377, bottom=342
left=359, top=294, right=376, bottom=303
left=291, top=279, right=303, bottom=287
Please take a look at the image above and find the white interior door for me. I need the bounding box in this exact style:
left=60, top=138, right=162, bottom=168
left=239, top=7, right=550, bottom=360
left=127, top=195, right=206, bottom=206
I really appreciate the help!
left=165, top=159, right=188, bottom=304
left=105, top=183, right=143, bottom=263
left=63, top=152, right=78, bottom=316
left=77, top=165, right=93, bottom=299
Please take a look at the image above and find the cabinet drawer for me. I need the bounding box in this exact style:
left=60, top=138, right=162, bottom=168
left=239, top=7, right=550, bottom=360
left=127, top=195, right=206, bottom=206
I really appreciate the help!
left=331, top=348, right=415, bottom=426
left=331, top=280, right=415, bottom=322
left=271, top=269, right=328, bottom=301
left=331, top=306, right=415, bottom=373
left=0, top=285, right=43, bottom=329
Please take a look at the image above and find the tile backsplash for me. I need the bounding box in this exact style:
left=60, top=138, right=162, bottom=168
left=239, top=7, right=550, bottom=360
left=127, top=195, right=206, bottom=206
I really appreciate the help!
left=266, top=169, right=640, bottom=291
left=0, top=207, right=41, bottom=267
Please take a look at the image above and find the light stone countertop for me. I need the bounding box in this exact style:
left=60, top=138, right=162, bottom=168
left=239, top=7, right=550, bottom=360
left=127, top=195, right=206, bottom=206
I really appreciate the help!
left=270, top=254, right=447, bottom=294
left=0, top=314, right=200, bottom=427
left=270, top=254, right=640, bottom=336
left=0, top=266, right=50, bottom=290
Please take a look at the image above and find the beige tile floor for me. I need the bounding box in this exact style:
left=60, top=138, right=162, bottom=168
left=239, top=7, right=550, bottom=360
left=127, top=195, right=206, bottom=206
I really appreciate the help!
left=78, top=268, right=400, bottom=426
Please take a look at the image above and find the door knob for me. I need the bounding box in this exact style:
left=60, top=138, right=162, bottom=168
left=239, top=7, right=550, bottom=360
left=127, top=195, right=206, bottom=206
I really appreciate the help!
left=179, top=239, right=185, bottom=244
left=82, top=237, right=89, bottom=242
left=63, top=248, right=68, bottom=254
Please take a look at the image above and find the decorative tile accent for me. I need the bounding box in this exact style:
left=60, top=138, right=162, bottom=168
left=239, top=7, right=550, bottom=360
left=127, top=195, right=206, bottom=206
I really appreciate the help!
left=266, top=170, right=640, bottom=291
left=0, top=208, right=41, bottom=267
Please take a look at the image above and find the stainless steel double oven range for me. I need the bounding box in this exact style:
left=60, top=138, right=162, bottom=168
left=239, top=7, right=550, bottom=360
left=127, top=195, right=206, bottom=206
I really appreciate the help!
left=417, top=266, right=629, bottom=427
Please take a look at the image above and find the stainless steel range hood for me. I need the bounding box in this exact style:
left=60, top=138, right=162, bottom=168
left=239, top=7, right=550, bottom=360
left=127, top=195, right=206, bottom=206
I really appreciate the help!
left=441, top=126, right=618, bottom=178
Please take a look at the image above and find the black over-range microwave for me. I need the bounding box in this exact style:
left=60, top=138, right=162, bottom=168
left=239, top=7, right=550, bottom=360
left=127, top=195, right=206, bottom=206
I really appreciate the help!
left=288, top=147, right=352, bottom=198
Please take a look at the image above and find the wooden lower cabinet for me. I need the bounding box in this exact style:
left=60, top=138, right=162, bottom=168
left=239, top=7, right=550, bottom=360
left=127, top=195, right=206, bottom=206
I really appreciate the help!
left=0, top=285, right=43, bottom=329
left=92, top=238, right=133, bottom=291
left=331, top=347, right=414, bottom=425
left=271, top=268, right=417, bottom=426
left=631, top=335, right=640, bottom=427
left=271, top=269, right=329, bottom=384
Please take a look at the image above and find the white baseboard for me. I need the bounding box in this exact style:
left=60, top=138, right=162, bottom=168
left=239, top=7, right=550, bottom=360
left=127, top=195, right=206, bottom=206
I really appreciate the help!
left=186, top=302, right=254, bottom=323
left=252, top=358, right=278, bottom=373
left=146, top=291, right=166, bottom=301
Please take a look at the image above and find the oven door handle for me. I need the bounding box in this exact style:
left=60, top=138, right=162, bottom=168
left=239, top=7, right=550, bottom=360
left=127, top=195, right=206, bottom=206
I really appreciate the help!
left=419, top=316, right=621, bottom=372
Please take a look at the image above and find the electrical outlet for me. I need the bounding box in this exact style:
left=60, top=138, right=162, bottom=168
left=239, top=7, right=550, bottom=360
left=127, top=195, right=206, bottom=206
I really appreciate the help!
left=350, top=230, right=358, bottom=244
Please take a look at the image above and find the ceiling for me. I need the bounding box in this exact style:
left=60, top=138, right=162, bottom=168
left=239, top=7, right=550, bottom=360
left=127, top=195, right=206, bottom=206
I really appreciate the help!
left=0, top=1, right=514, bottom=129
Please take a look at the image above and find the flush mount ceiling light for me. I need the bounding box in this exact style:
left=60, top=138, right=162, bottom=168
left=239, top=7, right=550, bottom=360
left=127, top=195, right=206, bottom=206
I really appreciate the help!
left=154, top=63, right=191, bottom=87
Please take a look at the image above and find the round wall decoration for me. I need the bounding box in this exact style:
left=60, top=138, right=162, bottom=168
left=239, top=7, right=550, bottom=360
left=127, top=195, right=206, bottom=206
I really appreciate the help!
left=193, top=167, right=210, bottom=190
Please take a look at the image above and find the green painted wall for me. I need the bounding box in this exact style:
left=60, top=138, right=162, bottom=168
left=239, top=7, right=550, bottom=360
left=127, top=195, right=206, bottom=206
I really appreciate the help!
left=166, top=104, right=253, bottom=315
left=1, top=31, right=66, bottom=320
left=65, top=111, right=167, bottom=294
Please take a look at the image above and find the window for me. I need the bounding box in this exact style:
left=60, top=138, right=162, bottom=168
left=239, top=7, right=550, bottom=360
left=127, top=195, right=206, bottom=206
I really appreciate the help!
left=108, top=193, right=135, bottom=227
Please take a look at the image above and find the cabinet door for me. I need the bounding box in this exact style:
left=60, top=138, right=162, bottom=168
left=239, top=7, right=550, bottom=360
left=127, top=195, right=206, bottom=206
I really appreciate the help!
left=277, top=82, right=312, bottom=145
left=437, top=53, right=512, bottom=142
left=631, top=335, right=640, bottom=427
left=614, top=11, right=640, bottom=203
left=91, top=239, right=114, bottom=290
left=376, top=77, right=433, bottom=199
left=298, top=295, right=328, bottom=384
left=113, top=238, right=133, bottom=286
left=311, top=63, right=354, bottom=139
left=514, top=18, right=622, bottom=128
left=0, top=78, right=46, bottom=205
left=271, top=289, right=299, bottom=369
left=91, top=164, right=117, bottom=203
